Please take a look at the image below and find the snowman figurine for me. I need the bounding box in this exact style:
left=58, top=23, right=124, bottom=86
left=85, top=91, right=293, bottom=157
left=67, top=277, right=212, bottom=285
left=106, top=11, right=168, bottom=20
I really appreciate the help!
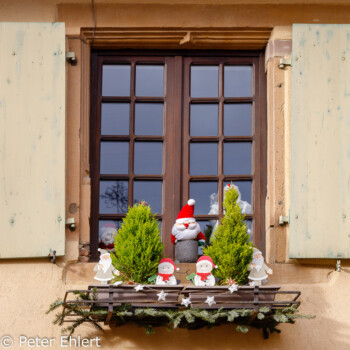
left=156, top=258, right=179, bottom=286
left=194, top=256, right=217, bottom=286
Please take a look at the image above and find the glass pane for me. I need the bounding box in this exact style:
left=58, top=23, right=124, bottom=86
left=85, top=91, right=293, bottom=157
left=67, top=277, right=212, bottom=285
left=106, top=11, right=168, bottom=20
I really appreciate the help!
left=136, top=65, right=164, bottom=97
left=191, top=66, right=219, bottom=98
left=135, top=103, right=163, bottom=135
left=101, top=103, right=130, bottom=135
left=224, top=66, right=252, bottom=97
left=224, top=104, right=252, bottom=136
left=224, top=181, right=252, bottom=214
left=190, top=182, right=218, bottom=215
left=190, top=104, right=218, bottom=136
left=100, top=180, right=128, bottom=214
left=102, top=65, right=131, bottom=97
left=244, top=220, right=253, bottom=240
left=134, top=142, right=163, bottom=175
left=100, top=141, right=129, bottom=174
left=224, top=142, right=252, bottom=175
left=190, top=143, right=218, bottom=175
left=134, top=181, right=162, bottom=214
left=98, top=220, right=121, bottom=250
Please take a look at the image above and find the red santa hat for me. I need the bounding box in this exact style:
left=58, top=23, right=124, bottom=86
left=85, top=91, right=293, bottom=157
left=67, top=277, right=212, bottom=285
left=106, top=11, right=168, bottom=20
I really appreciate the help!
left=196, top=255, right=218, bottom=268
left=159, top=258, right=180, bottom=271
left=176, top=199, right=196, bottom=224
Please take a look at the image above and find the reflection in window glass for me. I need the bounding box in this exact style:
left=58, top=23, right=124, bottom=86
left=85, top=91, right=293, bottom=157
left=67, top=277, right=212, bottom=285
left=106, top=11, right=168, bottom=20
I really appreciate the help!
left=244, top=220, right=253, bottom=240
left=191, top=66, right=219, bottom=98
left=135, top=103, right=163, bottom=135
left=190, top=104, right=218, bottom=136
left=134, top=142, right=163, bottom=175
left=102, top=65, right=131, bottom=97
left=101, top=103, right=130, bottom=135
left=224, top=66, right=252, bottom=97
left=197, top=220, right=216, bottom=255
left=224, top=142, right=252, bottom=175
left=99, top=180, right=128, bottom=214
left=100, top=142, right=129, bottom=174
left=224, top=181, right=252, bottom=214
left=136, top=65, right=164, bottom=97
left=190, top=182, right=218, bottom=215
left=98, top=220, right=121, bottom=250
left=134, top=181, right=162, bottom=214
left=224, top=104, right=252, bottom=136
left=190, top=143, right=218, bottom=175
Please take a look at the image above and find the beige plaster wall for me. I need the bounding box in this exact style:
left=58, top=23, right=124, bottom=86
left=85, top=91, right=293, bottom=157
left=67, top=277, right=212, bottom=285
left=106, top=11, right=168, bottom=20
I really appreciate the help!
left=0, top=1, right=350, bottom=349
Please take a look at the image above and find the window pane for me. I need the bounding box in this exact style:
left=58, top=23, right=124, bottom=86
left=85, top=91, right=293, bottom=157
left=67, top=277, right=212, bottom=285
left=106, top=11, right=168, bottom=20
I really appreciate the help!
left=101, top=103, right=130, bottom=135
left=245, top=220, right=252, bottom=240
left=224, top=66, right=252, bottom=97
left=224, top=104, right=252, bottom=136
left=135, top=103, right=163, bottom=135
left=190, top=182, right=218, bottom=215
left=136, top=65, right=164, bottom=97
left=190, top=104, right=218, bottom=136
left=102, top=65, right=131, bottom=97
left=224, top=142, right=252, bottom=175
left=191, top=66, right=219, bottom=98
left=100, top=180, right=128, bottom=214
left=134, top=142, right=163, bottom=175
left=190, top=143, right=218, bottom=175
left=134, top=181, right=162, bottom=214
left=100, top=141, right=129, bottom=174
left=224, top=181, right=252, bottom=214
left=98, top=220, right=121, bottom=250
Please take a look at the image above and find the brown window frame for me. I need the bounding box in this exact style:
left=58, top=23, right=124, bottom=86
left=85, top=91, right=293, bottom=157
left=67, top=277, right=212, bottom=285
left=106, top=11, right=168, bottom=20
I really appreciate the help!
left=90, top=50, right=266, bottom=261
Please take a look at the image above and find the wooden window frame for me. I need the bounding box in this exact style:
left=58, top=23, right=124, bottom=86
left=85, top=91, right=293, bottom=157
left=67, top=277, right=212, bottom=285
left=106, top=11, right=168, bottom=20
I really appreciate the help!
left=90, top=50, right=267, bottom=261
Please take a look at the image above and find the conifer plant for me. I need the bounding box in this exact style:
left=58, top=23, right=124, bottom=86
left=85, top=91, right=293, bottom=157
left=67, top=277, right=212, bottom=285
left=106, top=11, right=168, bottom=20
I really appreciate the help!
left=111, top=201, right=164, bottom=284
left=203, top=185, right=253, bottom=285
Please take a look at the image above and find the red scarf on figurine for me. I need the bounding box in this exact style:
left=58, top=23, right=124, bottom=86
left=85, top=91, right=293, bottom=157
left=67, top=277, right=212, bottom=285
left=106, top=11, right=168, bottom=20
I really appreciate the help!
left=159, top=273, right=173, bottom=281
left=196, top=272, right=211, bottom=281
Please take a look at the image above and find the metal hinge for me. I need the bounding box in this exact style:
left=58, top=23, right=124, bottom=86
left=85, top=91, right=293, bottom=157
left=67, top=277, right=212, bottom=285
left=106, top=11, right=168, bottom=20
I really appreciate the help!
left=279, top=58, right=292, bottom=69
left=278, top=215, right=290, bottom=225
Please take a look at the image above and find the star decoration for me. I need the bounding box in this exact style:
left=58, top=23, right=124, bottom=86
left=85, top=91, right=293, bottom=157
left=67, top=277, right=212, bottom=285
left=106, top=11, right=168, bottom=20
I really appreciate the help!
left=113, top=281, right=123, bottom=286
left=228, top=284, right=239, bottom=294
left=157, top=290, right=168, bottom=301
left=205, top=296, right=216, bottom=307
left=181, top=297, right=192, bottom=307
left=134, top=284, right=144, bottom=291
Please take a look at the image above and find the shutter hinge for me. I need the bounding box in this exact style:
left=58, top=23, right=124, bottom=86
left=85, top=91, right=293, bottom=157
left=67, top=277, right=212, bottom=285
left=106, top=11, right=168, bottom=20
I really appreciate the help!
left=278, top=58, right=292, bottom=69
left=66, top=51, right=77, bottom=65
left=278, top=215, right=290, bottom=225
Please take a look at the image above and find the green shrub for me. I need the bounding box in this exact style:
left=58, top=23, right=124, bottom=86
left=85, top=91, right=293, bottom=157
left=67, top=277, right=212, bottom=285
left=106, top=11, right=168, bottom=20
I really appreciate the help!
left=203, top=185, right=253, bottom=285
left=111, top=202, right=164, bottom=284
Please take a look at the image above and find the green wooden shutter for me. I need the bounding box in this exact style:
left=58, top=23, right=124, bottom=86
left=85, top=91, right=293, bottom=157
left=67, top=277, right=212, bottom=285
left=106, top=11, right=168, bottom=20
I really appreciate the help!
left=0, top=23, right=65, bottom=258
left=290, top=24, right=350, bottom=258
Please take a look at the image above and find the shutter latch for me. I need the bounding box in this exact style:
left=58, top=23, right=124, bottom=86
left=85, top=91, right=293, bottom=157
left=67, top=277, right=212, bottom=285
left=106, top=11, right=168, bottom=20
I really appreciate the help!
left=279, top=58, right=292, bottom=69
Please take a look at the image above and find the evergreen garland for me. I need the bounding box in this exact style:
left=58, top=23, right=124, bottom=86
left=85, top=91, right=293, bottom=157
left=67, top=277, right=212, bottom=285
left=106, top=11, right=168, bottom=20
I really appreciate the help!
left=111, top=202, right=164, bottom=284
left=203, top=185, right=253, bottom=285
left=47, top=295, right=315, bottom=339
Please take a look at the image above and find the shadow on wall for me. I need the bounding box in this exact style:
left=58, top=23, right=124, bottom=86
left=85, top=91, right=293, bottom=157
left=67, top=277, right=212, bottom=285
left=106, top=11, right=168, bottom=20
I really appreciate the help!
left=81, top=268, right=350, bottom=350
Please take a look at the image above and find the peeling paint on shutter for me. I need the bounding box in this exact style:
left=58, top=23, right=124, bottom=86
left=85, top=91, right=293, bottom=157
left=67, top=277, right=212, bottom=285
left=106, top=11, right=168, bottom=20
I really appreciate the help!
left=0, top=23, right=65, bottom=258
left=290, top=24, right=350, bottom=258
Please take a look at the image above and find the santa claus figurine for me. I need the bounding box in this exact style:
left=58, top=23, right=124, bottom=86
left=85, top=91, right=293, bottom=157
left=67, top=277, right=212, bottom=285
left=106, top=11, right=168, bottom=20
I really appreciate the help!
left=93, top=249, right=119, bottom=284
left=248, top=248, right=273, bottom=286
left=99, top=222, right=118, bottom=251
left=156, top=258, right=179, bottom=286
left=194, top=256, right=217, bottom=286
left=171, top=199, right=206, bottom=245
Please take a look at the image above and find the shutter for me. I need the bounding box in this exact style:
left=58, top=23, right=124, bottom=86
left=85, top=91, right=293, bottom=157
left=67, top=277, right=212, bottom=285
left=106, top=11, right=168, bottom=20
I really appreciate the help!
left=290, top=24, right=350, bottom=258
left=0, top=23, right=65, bottom=258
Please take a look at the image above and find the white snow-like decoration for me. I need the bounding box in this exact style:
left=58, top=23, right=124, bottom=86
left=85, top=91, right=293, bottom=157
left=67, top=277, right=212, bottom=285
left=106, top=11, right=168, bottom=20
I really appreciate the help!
left=134, top=284, right=144, bottom=291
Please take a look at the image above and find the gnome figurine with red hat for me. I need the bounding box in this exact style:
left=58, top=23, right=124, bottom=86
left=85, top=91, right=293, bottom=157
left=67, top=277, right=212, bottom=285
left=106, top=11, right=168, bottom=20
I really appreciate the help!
left=194, top=256, right=217, bottom=286
left=171, top=199, right=206, bottom=262
left=156, top=258, right=179, bottom=286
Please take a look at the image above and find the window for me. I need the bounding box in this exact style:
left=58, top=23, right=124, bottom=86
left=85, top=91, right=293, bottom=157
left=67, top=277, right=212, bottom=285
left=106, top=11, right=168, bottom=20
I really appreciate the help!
left=90, top=51, right=266, bottom=260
